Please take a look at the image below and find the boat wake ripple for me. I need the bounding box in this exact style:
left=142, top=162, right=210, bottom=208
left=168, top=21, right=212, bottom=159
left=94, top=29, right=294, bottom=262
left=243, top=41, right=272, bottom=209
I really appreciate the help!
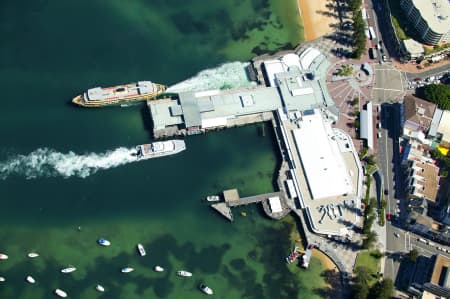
left=166, top=61, right=256, bottom=93
left=0, top=147, right=136, bottom=180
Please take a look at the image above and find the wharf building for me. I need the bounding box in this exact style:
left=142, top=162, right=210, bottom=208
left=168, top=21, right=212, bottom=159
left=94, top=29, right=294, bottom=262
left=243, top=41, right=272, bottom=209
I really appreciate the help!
left=400, top=0, right=450, bottom=45
left=148, top=48, right=363, bottom=236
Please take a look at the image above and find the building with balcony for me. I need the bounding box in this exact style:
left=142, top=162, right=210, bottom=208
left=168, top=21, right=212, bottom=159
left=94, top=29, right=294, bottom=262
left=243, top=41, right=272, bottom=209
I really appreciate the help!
left=400, top=0, right=450, bottom=45
left=402, top=95, right=437, bottom=141
left=404, top=160, right=440, bottom=212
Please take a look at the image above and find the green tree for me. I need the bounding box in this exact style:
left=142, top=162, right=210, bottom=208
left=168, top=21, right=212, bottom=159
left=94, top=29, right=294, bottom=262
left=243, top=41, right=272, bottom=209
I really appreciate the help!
left=348, top=0, right=362, bottom=12
left=362, top=231, right=378, bottom=249
left=408, top=249, right=419, bottom=263
left=353, top=282, right=369, bottom=299
left=354, top=266, right=372, bottom=285
left=369, top=278, right=394, bottom=299
left=420, top=84, right=450, bottom=110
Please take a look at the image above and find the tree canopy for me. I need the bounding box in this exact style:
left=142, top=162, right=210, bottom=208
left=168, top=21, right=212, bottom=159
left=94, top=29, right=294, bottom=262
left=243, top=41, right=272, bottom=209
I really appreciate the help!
left=369, top=279, right=394, bottom=299
left=419, top=84, right=450, bottom=110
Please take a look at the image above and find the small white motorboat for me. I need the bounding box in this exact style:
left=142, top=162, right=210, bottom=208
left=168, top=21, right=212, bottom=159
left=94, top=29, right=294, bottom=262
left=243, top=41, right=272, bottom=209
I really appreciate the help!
left=54, top=288, right=68, bottom=298
left=0, top=276, right=5, bottom=282
left=176, top=270, right=192, bottom=277
left=26, top=276, right=36, bottom=284
left=0, top=253, right=8, bottom=260
left=206, top=195, right=220, bottom=202
left=61, top=267, right=76, bottom=273
left=137, top=243, right=146, bottom=256
left=154, top=265, right=164, bottom=272
left=97, top=238, right=111, bottom=246
left=96, top=284, right=105, bottom=292
left=27, top=253, right=39, bottom=258
left=121, top=267, right=134, bottom=273
left=199, top=283, right=213, bottom=295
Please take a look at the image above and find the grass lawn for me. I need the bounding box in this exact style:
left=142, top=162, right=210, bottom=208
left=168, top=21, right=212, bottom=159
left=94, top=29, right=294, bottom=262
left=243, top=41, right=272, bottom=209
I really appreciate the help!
left=388, top=0, right=413, bottom=40
left=355, top=251, right=382, bottom=286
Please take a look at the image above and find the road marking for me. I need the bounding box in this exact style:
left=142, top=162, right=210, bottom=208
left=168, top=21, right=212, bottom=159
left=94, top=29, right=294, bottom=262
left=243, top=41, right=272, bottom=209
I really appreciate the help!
left=372, top=87, right=403, bottom=91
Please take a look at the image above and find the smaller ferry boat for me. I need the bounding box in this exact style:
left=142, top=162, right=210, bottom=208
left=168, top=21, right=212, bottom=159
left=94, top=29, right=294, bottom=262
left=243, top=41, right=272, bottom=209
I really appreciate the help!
left=26, top=276, right=36, bottom=284
left=199, top=283, right=213, bottom=295
left=286, top=246, right=301, bottom=264
left=206, top=195, right=220, bottom=202
left=121, top=267, right=134, bottom=273
left=97, top=238, right=111, bottom=246
left=54, top=289, right=68, bottom=298
left=154, top=266, right=164, bottom=272
left=137, top=244, right=146, bottom=256
left=96, top=284, right=105, bottom=292
left=27, top=253, right=39, bottom=258
left=61, top=267, right=76, bottom=273
left=176, top=270, right=192, bottom=277
left=0, top=277, right=5, bottom=282
left=0, top=253, right=8, bottom=260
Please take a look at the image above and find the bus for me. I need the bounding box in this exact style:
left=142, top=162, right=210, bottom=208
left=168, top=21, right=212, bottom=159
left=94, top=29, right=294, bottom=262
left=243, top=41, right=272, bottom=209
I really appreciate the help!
left=369, top=26, right=377, bottom=40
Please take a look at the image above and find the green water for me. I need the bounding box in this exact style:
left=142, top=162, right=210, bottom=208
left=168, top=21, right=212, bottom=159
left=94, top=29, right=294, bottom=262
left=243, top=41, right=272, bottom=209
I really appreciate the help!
left=0, top=1, right=331, bottom=298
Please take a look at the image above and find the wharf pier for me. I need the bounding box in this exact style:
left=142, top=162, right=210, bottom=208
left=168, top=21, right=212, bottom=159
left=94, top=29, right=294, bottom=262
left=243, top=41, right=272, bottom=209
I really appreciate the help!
left=210, top=188, right=291, bottom=221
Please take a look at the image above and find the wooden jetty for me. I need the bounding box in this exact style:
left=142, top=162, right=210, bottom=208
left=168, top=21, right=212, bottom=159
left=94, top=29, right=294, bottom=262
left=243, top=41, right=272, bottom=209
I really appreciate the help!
left=210, top=189, right=290, bottom=222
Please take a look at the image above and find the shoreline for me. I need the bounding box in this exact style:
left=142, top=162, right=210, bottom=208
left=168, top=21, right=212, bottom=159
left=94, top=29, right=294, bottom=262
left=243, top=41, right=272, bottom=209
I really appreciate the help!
left=312, top=249, right=338, bottom=271
left=297, top=0, right=335, bottom=41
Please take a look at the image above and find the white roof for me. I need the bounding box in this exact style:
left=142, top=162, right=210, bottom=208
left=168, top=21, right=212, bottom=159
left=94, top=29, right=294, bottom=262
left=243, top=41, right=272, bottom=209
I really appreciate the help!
left=292, top=110, right=352, bottom=199
left=437, top=110, right=450, bottom=143
left=299, top=48, right=321, bottom=70
left=201, top=117, right=228, bottom=129
left=411, top=0, right=450, bottom=35
left=281, top=53, right=302, bottom=70
left=263, top=60, right=287, bottom=87
left=268, top=196, right=283, bottom=213
left=263, top=53, right=302, bottom=87
left=360, top=102, right=373, bottom=149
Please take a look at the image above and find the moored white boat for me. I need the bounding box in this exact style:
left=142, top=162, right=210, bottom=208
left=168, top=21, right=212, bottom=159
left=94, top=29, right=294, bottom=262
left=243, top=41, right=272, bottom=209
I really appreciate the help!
left=137, top=243, right=146, bottom=256
left=206, top=195, right=220, bottom=202
left=96, top=284, right=105, bottom=292
left=54, top=289, right=68, bottom=298
left=61, top=267, right=76, bottom=273
left=0, top=253, right=8, bottom=260
left=199, top=283, right=213, bottom=295
left=0, top=276, right=5, bottom=282
left=26, top=276, right=36, bottom=284
left=154, top=265, right=164, bottom=272
left=121, top=267, right=134, bottom=273
left=176, top=270, right=192, bottom=277
left=97, top=238, right=111, bottom=246
left=28, top=252, right=39, bottom=258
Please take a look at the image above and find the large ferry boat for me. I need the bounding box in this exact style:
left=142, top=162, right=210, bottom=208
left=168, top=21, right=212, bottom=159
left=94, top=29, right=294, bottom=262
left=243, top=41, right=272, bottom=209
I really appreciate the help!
left=133, top=140, right=186, bottom=160
left=72, top=81, right=166, bottom=107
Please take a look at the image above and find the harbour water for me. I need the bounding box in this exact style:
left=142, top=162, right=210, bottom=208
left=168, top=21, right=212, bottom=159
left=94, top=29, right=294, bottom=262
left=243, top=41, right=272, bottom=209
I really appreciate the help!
left=0, top=0, right=332, bottom=298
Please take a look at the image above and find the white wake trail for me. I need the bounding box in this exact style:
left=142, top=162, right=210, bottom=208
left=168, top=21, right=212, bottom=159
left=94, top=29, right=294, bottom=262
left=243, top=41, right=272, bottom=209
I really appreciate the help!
left=166, top=61, right=256, bottom=93
left=0, top=147, right=137, bottom=180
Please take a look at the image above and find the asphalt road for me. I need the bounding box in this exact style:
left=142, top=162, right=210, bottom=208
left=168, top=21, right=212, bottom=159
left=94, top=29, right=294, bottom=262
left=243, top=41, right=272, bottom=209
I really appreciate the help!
left=405, top=64, right=450, bottom=81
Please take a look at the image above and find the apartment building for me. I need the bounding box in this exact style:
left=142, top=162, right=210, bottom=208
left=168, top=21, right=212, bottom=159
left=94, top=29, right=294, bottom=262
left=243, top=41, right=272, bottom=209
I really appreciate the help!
left=400, top=0, right=450, bottom=45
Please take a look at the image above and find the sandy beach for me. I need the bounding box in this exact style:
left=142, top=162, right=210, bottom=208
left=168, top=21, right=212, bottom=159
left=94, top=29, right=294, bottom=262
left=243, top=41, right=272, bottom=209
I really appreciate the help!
left=298, top=0, right=336, bottom=41
left=312, top=249, right=338, bottom=270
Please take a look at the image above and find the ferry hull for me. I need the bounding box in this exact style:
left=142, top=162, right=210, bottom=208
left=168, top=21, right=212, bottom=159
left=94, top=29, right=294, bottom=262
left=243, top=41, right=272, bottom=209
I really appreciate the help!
left=72, top=83, right=166, bottom=107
